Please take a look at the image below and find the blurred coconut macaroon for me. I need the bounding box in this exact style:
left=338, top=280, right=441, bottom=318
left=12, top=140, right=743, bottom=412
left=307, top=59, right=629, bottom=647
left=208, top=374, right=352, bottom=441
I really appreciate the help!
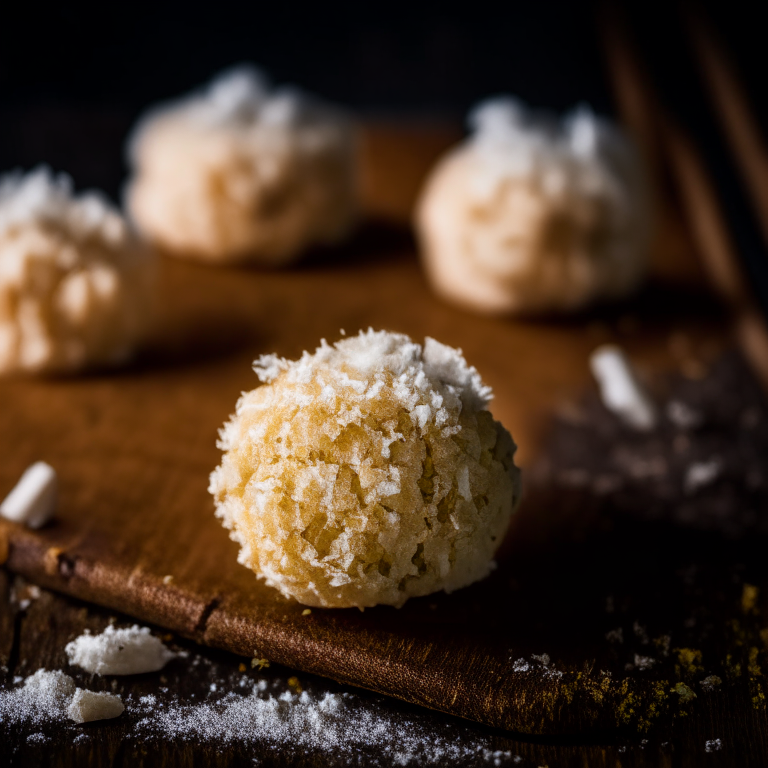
left=0, top=167, right=154, bottom=375
left=416, top=98, right=651, bottom=315
left=126, top=66, right=358, bottom=266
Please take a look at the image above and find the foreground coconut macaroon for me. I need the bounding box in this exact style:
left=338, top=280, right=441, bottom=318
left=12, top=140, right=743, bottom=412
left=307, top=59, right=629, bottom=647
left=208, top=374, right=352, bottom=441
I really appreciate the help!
left=416, top=97, right=650, bottom=315
left=0, top=168, right=153, bottom=374
left=126, top=65, right=358, bottom=266
left=210, top=330, right=521, bottom=609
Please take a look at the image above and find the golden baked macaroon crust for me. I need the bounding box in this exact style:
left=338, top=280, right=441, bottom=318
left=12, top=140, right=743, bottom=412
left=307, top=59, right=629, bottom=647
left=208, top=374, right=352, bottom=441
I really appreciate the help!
left=210, top=329, right=521, bottom=609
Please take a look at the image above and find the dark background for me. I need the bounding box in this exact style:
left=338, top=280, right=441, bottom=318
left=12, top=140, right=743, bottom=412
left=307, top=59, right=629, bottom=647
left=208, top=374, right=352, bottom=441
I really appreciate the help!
left=0, top=1, right=765, bottom=201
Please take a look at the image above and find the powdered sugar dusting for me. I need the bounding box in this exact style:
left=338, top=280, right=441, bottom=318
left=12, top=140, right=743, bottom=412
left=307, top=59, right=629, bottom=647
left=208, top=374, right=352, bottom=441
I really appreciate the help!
left=129, top=682, right=519, bottom=765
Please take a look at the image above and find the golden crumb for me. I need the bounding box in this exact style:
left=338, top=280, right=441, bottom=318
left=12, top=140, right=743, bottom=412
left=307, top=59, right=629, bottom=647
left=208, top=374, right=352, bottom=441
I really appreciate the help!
left=238, top=663, right=247, bottom=673
left=251, top=657, right=270, bottom=670
left=287, top=676, right=303, bottom=693
left=44, top=546, right=63, bottom=576
left=742, top=584, right=760, bottom=614
left=302, top=609, right=312, bottom=616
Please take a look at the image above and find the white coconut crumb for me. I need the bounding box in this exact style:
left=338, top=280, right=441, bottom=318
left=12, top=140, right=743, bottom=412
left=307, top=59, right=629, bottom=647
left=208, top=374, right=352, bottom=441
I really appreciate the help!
left=511, top=654, right=563, bottom=679
left=211, top=329, right=521, bottom=609
left=666, top=400, right=703, bottom=430
left=65, top=624, right=176, bottom=675
left=633, top=655, right=656, bottom=670
left=700, top=675, right=722, bottom=692
left=684, top=459, right=721, bottom=495
left=633, top=622, right=649, bottom=644
left=705, top=738, right=723, bottom=753
left=0, top=462, right=57, bottom=529
left=67, top=689, right=124, bottom=724
left=590, top=346, right=657, bottom=431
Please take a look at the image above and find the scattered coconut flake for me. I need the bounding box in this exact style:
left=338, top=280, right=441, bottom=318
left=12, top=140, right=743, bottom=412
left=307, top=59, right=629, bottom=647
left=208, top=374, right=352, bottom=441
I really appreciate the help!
left=633, top=655, right=656, bottom=670
left=684, top=459, right=721, bottom=495
left=705, top=738, right=723, bottom=753
left=590, top=346, right=657, bottom=431
left=65, top=624, right=176, bottom=675
left=666, top=400, right=703, bottom=430
left=0, top=462, right=57, bottom=529
left=700, top=675, right=722, bottom=692
left=67, top=689, right=124, bottom=724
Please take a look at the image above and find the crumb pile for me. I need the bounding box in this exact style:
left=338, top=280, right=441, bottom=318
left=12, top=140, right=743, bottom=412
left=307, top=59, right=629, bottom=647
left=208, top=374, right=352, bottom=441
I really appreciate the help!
left=0, top=670, right=122, bottom=726
left=66, top=625, right=176, bottom=675
left=126, top=65, right=358, bottom=266
left=416, top=97, right=649, bottom=315
left=0, top=167, right=154, bottom=374
left=210, top=329, right=521, bottom=608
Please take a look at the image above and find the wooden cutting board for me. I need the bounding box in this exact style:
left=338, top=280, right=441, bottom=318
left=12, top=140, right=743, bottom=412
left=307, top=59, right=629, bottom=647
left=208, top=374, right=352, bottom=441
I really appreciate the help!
left=0, top=125, right=748, bottom=736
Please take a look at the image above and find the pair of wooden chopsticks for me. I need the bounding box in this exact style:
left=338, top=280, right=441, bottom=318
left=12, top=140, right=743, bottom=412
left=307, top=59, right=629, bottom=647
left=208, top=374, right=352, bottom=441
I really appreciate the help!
left=601, top=2, right=768, bottom=386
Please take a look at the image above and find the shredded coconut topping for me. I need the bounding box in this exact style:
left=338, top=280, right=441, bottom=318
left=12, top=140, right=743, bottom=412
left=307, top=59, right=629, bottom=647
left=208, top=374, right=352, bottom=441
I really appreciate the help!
left=210, top=329, right=521, bottom=608
left=0, top=167, right=129, bottom=247
left=66, top=625, right=176, bottom=675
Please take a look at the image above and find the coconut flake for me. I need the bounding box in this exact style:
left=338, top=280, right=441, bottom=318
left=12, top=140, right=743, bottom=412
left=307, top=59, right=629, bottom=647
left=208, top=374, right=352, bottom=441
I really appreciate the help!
left=590, top=345, right=658, bottom=431
left=67, top=689, right=124, bottom=723
left=0, top=462, right=57, bottom=529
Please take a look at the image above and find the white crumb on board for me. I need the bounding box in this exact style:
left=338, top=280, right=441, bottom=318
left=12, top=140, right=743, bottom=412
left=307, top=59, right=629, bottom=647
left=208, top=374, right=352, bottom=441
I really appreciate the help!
left=589, top=345, right=657, bottom=431
left=67, top=689, right=125, bottom=724
left=66, top=625, right=176, bottom=675
left=0, top=462, right=57, bottom=529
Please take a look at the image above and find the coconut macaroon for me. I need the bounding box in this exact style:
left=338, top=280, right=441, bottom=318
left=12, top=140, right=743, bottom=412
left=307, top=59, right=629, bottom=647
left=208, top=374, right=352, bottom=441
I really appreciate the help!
left=0, top=168, right=153, bottom=374
left=210, top=330, right=521, bottom=609
left=126, top=66, right=358, bottom=266
left=416, top=98, right=650, bottom=315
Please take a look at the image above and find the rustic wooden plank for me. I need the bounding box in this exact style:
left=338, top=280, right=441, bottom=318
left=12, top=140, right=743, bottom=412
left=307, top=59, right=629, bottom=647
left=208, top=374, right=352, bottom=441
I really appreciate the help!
left=0, top=123, right=759, bottom=739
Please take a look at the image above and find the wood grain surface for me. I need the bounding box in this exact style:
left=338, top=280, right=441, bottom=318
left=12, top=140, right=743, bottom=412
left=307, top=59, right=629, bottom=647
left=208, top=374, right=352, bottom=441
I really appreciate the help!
left=0, top=124, right=760, bottom=741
